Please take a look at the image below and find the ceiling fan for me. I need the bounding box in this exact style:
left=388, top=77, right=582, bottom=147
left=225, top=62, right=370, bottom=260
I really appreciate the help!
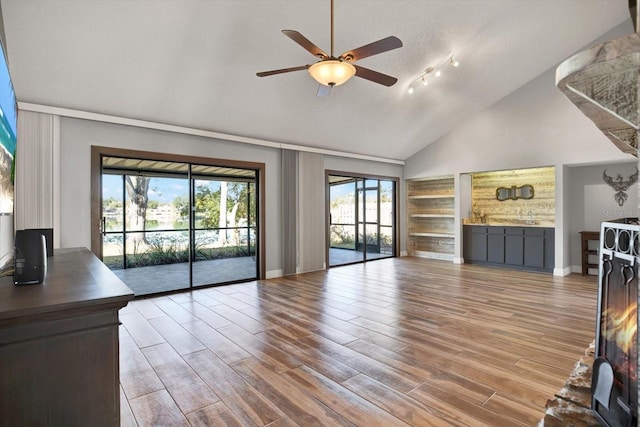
left=256, top=0, right=402, bottom=96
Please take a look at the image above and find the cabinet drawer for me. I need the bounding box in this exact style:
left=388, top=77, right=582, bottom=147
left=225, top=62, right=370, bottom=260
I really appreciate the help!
left=470, top=226, right=488, bottom=234
left=524, top=228, right=545, bottom=237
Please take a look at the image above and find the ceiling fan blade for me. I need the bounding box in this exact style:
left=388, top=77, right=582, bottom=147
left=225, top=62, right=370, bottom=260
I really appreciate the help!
left=282, top=30, right=329, bottom=59
left=353, top=64, right=398, bottom=87
left=256, top=65, right=308, bottom=77
left=316, top=84, right=332, bottom=97
left=340, top=36, right=402, bottom=62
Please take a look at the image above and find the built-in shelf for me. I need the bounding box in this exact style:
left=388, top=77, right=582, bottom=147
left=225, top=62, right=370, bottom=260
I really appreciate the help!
left=409, top=214, right=455, bottom=218
left=407, top=195, right=455, bottom=199
left=410, top=249, right=454, bottom=261
left=406, top=175, right=455, bottom=261
left=409, top=232, right=454, bottom=238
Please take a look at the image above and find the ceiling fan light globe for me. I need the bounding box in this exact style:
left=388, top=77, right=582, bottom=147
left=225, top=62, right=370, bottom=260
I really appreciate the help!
left=308, top=60, right=356, bottom=87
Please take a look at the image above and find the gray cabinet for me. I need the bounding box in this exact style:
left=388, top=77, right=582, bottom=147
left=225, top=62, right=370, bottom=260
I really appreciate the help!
left=544, top=228, right=555, bottom=268
left=470, top=226, right=488, bottom=262
left=524, top=228, right=545, bottom=268
left=505, top=227, right=524, bottom=266
left=464, top=225, right=554, bottom=272
left=487, top=227, right=505, bottom=263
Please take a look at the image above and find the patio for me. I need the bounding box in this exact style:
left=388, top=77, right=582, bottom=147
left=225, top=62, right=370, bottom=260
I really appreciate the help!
left=112, top=249, right=393, bottom=296
left=112, top=256, right=256, bottom=296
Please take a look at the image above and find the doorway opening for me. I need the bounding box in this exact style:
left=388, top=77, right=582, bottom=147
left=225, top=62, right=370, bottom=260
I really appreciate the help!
left=91, top=147, right=264, bottom=296
left=327, top=173, right=398, bottom=267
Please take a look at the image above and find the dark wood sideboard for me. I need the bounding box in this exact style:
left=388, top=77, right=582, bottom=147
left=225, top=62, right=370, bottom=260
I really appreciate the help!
left=579, top=230, right=599, bottom=276
left=0, top=248, right=134, bottom=426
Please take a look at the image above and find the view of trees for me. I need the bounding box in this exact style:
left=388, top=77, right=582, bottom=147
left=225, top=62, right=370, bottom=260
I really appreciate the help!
left=193, top=181, right=255, bottom=246
left=102, top=174, right=256, bottom=269
left=125, top=176, right=150, bottom=244
left=329, top=179, right=394, bottom=253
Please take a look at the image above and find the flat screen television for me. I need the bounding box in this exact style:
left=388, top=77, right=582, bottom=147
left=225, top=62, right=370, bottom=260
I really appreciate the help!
left=0, top=36, right=15, bottom=214
left=0, top=36, right=16, bottom=269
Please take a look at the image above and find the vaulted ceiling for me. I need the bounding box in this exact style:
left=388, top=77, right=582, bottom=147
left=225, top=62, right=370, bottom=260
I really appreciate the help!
left=0, top=0, right=632, bottom=161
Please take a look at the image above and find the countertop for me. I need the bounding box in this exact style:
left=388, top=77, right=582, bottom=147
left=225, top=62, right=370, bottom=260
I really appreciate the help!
left=0, top=247, right=134, bottom=326
left=463, top=221, right=554, bottom=228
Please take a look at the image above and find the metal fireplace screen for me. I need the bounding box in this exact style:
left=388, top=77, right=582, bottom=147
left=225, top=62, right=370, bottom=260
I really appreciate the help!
left=592, top=221, right=638, bottom=427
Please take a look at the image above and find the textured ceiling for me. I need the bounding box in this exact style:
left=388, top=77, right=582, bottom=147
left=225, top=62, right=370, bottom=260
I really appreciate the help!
left=0, top=0, right=632, bottom=161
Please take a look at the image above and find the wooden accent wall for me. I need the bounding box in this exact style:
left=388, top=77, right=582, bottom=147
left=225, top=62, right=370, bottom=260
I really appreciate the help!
left=471, top=166, right=555, bottom=226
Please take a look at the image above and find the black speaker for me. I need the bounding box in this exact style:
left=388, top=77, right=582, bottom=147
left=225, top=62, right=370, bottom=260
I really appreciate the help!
left=25, top=228, right=53, bottom=257
left=14, top=230, right=47, bottom=285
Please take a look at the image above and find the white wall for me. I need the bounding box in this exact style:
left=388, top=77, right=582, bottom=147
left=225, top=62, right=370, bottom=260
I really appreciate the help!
left=404, top=21, right=636, bottom=273
left=56, top=117, right=406, bottom=277
left=59, top=117, right=283, bottom=274
left=405, top=22, right=634, bottom=179
left=567, top=161, right=639, bottom=271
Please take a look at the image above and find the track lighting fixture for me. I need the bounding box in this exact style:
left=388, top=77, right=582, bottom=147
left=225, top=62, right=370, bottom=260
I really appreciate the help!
left=407, top=54, right=460, bottom=95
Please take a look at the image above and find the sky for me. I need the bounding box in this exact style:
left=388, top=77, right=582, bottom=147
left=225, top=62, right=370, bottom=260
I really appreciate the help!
left=102, top=175, right=221, bottom=205
left=103, top=174, right=391, bottom=205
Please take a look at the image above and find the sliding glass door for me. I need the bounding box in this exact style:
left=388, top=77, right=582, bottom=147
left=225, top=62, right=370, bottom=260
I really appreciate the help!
left=329, top=178, right=363, bottom=264
left=328, top=174, right=397, bottom=267
left=192, top=177, right=256, bottom=287
left=102, top=170, right=191, bottom=294
left=100, top=156, right=258, bottom=296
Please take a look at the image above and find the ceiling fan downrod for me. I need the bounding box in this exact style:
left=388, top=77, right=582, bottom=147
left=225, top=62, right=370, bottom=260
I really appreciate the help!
left=330, top=0, right=335, bottom=58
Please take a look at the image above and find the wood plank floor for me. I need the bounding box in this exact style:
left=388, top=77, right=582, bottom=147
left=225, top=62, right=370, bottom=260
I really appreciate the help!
left=118, top=257, right=598, bottom=426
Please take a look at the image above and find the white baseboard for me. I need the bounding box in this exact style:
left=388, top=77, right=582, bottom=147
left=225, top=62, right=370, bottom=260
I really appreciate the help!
left=567, top=264, right=598, bottom=276
left=453, top=257, right=464, bottom=264
left=553, top=266, right=572, bottom=276
left=265, top=269, right=282, bottom=279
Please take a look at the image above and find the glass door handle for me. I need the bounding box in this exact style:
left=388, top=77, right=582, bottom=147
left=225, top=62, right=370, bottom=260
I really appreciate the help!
left=101, top=217, right=107, bottom=236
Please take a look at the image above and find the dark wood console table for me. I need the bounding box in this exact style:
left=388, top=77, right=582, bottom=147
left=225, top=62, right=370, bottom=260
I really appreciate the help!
left=579, top=231, right=599, bottom=275
left=0, top=248, right=134, bottom=426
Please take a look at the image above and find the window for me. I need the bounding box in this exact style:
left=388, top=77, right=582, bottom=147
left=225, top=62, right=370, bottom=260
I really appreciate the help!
left=92, top=148, right=264, bottom=296
left=327, top=173, right=398, bottom=267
